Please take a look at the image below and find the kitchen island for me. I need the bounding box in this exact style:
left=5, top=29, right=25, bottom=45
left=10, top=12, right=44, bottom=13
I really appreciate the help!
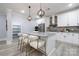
left=25, top=31, right=56, bottom=56
left=23, top=31, right=79, bottom=56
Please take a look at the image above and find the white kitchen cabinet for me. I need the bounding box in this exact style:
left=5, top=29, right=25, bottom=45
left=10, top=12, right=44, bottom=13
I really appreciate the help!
left=56, top=32, right=79, bottom=45
left=62, top=33, right=79, bottom=45
left=64, top=33, right=79, bottom=44
left=56, top=32, right=64, bottom=41
left=68, top=11, right=77, bottom=26
left=72, top=33, right=79, bottom=44
left=58, top=15, right=63, bottom=26
left=45, top=17, right=50, bottom=31
left=63, top=33, right=73, bottom=43
left=58, top=10, right=78, bottom=26
left=58, top=13, right=68, bottom=27
left=78, top=34, right=79, bottom=44
left=76, top=10, right=79, bottom=26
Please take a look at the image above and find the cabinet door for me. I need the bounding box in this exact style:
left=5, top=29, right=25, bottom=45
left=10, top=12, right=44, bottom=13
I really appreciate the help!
left=58, top=13, right=68, bottom=27
left=63, top=33, right=73, bottom=43
left=78, top=34, right=79, bottom=44
left=73, top=33, right=79, bottom=44
left=63, top=13, right=69, bottom=26
left=77, top=10, right=79, bottom=26
left=57, top=33, right=64, bottom=41
left=45, top=17, right=49, bottom=31
left=45, top=17, right=50, bottom=27
left=64, top=33, right=79, bottom=45
left=68, top=11, right=77, bottom=26
left=58, top=14, right=63, bottom=26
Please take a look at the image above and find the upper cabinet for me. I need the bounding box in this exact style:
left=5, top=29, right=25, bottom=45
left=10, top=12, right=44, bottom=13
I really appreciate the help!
left=68, top=11, right=77, bottom=26
left=58, top=13, right=68, bottom=27
left=57, top=9, right=79, bottom=27
left=77, top=10, right=79, bottom=26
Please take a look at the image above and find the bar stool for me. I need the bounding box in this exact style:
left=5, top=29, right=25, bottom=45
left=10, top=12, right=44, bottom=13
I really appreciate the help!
left=18, top=33, right=29, bottom=54
left=18, top=33, right=23, bottom=50
left=28, top=35, right=38, bottom=55
left=21, top=34, right=29, bottom=52
left=28, top=35, right=45, bottom=55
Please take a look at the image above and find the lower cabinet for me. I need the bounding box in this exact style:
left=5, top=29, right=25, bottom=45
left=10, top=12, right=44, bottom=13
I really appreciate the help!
left=54, top=32, right=79, bottom=56
left=72, top=33, right=79, bottom=44
left=57, top=32, right=79, bottom=45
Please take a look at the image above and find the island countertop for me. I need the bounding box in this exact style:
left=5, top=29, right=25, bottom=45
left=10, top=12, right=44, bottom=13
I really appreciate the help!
left=25, top=31, right=56, bottom=37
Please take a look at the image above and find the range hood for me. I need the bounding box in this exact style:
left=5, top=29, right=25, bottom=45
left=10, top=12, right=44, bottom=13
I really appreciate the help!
left=49, top=16, right=57, bottom=27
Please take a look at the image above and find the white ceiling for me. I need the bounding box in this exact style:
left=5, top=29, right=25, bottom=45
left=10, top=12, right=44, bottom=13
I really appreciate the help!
left=0, top=3, right=79, bottom=17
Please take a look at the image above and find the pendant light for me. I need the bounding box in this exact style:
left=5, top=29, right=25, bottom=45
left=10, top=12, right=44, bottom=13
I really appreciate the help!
left=27, top=5, right=32, bottom=21
left=37, top=3, right=45, bottom=18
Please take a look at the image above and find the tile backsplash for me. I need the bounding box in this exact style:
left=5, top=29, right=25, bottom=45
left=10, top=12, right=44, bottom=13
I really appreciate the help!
left=47, top=26, right=79, bottom=32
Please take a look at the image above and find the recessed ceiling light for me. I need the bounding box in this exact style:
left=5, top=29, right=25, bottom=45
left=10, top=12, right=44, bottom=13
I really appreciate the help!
left=68, top=3, right=73, bottom=7
left=20, top=10, right=25, bottom=13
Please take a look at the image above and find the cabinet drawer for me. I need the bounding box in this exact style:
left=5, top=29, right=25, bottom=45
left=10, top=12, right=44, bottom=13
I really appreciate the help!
left=72, top=34, right=79, bottom=44
left=57, top=33, right=64, bottom=41
left=65, top=36, right=73, bottom=43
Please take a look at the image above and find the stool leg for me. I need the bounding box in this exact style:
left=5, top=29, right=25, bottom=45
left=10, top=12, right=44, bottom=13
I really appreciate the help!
left=17, top=39, right=20, bottom=49
left=20, top=41, right=22, bottom=51
left=18, top=39, right=21, bottom=50
left=20, top=40, right=23, bottom=52
left=25, top=46, right=27, bottom=56
left=22, top=42, right=25, bottom=52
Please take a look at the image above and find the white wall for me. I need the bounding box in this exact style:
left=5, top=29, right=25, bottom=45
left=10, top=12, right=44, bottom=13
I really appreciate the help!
left=22, top=20, right=37, bottom=33
left=0, top=10, right=49, bottom=41
left=12, top=12, right=37, bottom=33
left=0, top=15, right=6, bottom=39
left=6, top=9, right=13, bottom=44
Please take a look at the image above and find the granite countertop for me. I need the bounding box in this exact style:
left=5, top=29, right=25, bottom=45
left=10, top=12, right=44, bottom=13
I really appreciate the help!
left=56, top=31, right=79, bottom=34
left=25, top=31, right=79, bottom=37
left=48, top=26, right=79, bottom=33
left=25, top=31, right=56, bottom=37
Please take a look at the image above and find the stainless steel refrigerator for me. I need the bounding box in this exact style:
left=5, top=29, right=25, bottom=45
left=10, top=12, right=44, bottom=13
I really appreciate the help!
left=38, top=23, right=45, bottom=32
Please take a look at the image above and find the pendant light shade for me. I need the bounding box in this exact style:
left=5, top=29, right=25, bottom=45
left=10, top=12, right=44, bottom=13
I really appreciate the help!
left=27, top=5, right=32, bottom=21
left=27, top=16, right=32, bottom=21
left=37, top=3, right=45, bottom=18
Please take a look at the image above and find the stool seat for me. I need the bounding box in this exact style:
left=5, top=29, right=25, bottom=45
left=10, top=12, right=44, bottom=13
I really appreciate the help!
left=22, top=34, right=28, bottom=38
left=30, top=40, right=45, bottom=49
left=23, top=38, right=28, bottom=44
left=29, top=35, right=39, bottom=40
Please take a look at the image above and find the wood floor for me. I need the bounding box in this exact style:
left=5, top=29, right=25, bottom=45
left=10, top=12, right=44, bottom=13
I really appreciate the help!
left=0, top=39, right=44, bottom=56
left=1, top=39, right=79, bottom=56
